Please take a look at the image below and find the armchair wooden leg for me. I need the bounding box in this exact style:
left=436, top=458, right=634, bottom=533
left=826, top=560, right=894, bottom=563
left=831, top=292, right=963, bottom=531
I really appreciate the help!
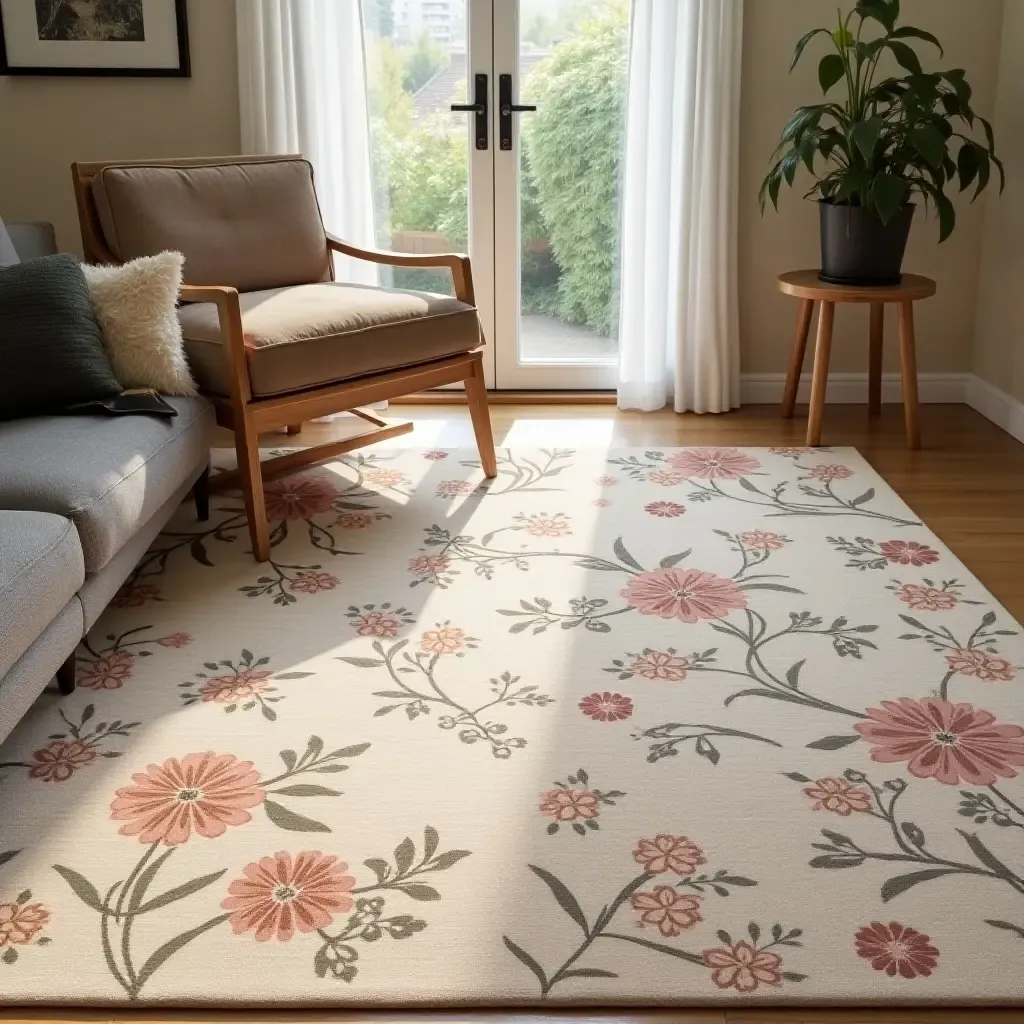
left=236, top=414, right=271, bottom=562
left=56, top=652, right=75, bottom=695
left=465, top=355, right=497, bottom=478
left=286, top=424, right=302, bottom=436
left=193, top=465, right=210, bottom=521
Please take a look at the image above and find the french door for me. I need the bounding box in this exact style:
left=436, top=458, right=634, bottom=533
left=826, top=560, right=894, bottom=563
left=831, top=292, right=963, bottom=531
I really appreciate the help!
left=362, top=0, right=630, bottom=389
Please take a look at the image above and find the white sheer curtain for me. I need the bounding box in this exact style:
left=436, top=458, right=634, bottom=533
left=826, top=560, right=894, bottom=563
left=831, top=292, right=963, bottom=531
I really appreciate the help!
left=236, top=0, right=378, bottom=286
left=617, top=0, right=743, bottom=413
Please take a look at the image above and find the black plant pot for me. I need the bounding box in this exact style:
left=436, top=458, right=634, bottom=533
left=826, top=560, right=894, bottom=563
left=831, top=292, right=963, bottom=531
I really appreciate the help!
left=818, top=201, right=915, bottom=286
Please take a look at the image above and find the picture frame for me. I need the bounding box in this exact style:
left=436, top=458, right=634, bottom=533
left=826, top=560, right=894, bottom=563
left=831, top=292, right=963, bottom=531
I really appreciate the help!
left=0, top=0, right=189, bottom=77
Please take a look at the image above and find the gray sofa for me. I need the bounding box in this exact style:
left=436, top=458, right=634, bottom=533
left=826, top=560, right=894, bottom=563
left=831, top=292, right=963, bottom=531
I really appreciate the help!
left=0, top=224, right=214, bottom=744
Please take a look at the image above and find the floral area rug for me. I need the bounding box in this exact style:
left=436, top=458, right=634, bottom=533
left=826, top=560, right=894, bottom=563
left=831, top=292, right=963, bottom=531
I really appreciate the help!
left=1, top=446, right=1023, bottom=1007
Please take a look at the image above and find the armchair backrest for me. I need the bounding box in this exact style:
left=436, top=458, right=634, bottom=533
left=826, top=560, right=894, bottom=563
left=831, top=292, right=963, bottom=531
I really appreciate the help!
left=72, top=155, right=332, bottom=292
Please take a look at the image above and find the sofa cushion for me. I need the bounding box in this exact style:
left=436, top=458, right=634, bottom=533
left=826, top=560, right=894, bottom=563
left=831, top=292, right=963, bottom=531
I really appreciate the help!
left=0, top=397, right=214, bottom=573
left=0, top=511, right=84, bottom=680
left=178, top=282, right=481, bottom=398
left=91, top=158, right=331, bottom=292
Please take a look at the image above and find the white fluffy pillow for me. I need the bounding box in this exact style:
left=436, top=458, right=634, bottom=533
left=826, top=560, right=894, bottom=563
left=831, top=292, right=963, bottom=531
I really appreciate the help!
left=82, top=251, right=197, bottom=396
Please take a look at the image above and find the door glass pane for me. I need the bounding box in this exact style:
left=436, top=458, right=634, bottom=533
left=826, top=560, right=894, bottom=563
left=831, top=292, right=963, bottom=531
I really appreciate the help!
left=518, top=0, right=630, bottom=363
left=363, top=0, right=469, bottom=296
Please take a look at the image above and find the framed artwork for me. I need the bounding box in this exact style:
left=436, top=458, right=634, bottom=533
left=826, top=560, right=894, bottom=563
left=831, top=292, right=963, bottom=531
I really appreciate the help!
left=0, top=0, right=189, bottom=77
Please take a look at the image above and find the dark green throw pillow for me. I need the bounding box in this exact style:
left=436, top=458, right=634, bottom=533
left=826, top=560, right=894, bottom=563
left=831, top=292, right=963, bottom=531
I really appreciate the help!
left=0, top=254, right=122, bottom=420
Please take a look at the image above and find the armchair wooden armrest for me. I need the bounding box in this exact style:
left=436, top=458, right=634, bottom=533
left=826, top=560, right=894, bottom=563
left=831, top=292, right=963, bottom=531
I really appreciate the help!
left=178, top=283, right=252, bottom=404
left=326, top=233, right=475, bottom=305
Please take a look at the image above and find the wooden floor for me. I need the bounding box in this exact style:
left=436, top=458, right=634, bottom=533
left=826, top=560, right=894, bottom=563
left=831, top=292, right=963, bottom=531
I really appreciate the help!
left=11, top=402, right=1024, bottom=1024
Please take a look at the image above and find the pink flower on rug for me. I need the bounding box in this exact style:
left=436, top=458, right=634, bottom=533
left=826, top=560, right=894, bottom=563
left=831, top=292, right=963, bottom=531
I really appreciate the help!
left=592, top=498, right=613, bottom=508
left=632, top=887, right=703, bottom=937
left=408, top=553, right=451, bottom=577
left=666, top=448, right=761, bottom=480
left=897, top=583, right=958, bottom=611
left=335, top=511, right=376, bottom=529
left=289, top=571, right=339, bottom=595
left=739, top=530, right=788, bottom=551
left=0, top=903, right=50, bottom=947
left=855, top=922, right=939, bottom=978
left=945, top=648, right=1015, bottom=683
left=645, top=501, right=687, bottom=518
left=78, top=650, right=135, bottom=690
left=111, top=583, right=161, bottom=608
left=703, top=941, right=783, bottom=992
left=648, top=469, right=687, bottom=487
left=770, top=447, right=813, bottom=457
left=351, top=612, right=401, bottom=638
left=200, top=669, right=274, bottom=703
left=595, top=476, right=618, bottom=487
left=621, top=567, right=746, bottom=623
left=539, top=788, right=600, bottom=822
left=438, top=480, right=475, bottom=498
left=579, top=692, right=634, bottom=722
left=879, top=540, right=940, bottom=567
left=803, top=777, right=872, bottom=816
left=855, top=697, right=1024, bottom=786
left=155, top=633, right=192, bottom=649
left=264, top=476, right=337, bottom=520
left=630, top=651, right=689, bottom=681
left=420, top=625, right=467, bottom=655
left=633, top=834, right=707, bottom=876
left=523, top=514, right=572, bottom=537
left=806, top=464, right=853, bottom=481
left=363, top=467, right=408, bottom=489
left=423, top=450, right=449, bottom=460
left=110, top=751, right=265, bottom=845
left=28, top=740, right=97, bottom=783
left=222, top=851, right=356, bottom=942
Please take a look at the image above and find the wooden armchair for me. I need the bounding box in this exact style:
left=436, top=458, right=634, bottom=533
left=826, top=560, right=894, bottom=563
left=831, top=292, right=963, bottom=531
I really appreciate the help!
left=72, top=155, right=496, bottom=562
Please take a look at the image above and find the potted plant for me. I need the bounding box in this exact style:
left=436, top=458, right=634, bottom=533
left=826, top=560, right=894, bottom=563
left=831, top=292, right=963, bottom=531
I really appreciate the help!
left=760, top=0, right=1003, bottom=286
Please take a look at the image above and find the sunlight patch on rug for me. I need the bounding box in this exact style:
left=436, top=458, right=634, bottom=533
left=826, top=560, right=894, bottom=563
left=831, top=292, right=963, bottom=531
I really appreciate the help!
left=1, top=446, right=1022, bottom=1006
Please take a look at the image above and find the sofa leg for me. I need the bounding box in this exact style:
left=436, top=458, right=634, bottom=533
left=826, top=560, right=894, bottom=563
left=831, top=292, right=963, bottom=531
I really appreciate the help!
left=236, top=416, right=271, bottom=562
left=193, top=465, right=211, bottom=521
left=56, top=653, right=76, bottom=696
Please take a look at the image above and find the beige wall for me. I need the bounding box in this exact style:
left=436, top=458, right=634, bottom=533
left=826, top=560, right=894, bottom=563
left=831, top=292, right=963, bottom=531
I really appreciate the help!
left=739, top=0, right=1005, bottom=376
left=972, top=1, right=1024, bottom=403
left=0, top=0, right=240, bottom=255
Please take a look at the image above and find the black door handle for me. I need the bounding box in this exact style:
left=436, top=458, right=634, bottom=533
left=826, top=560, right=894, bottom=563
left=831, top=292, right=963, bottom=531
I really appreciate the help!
left=451, top=73, right=488, bottom=150
left=499, top=73, right=535, bottom=150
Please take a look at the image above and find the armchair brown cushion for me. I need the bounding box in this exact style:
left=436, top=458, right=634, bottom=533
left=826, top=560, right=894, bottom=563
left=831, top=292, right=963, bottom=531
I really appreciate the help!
left=178, top=282, right=481, bottom=398
left=91, top=157, right=331, bottom=292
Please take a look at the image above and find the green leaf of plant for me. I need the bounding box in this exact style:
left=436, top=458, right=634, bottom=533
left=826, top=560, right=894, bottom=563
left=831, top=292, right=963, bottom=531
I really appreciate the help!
left=783, top=772, right=813, bottom=783
left=818, top=54, right=846, bottom=95
left=809, top=854, right=865, bottom=869
left=659, top=550, right=691, bottom=569
left=503, top=936, right=549, bottom=990
left=886, top=39, right=922, bottom=75
left=850, top=117, right=883, bottom=163
left=135, top=913, right=230, bottom=989
left=274, top=671, right=314, bottom=680
left=270, top=784, right=340, bottom=798
left=909, top=126, right=946, bottom=169
left=263, top=799, right=331, bottom=833
left=881, top=868, right=959, bottom=902
left=561, top=968, right=618, bottom=979
left=0, top=850, right=20, bottom=868
left=785, top=660, right=805, bottom=690
left=429, top=849, right=472, bottom=870
left=957, top=143, right=980, bottom=192
left=856, top=0, right=897, bottom=31
left=135, top=870, right=227, bottom=915
left=850, top=487, right=877, bottom=507
left=337, top=657, right=386, bottom=668
left=890, top=25, right=943, bottom=54
left=423, top=825, right=440, bottom=861
left=528, top=864, right=589, bottom=935
left=831, top=26, right=855, bottom=49
left=52, top=865, right=105, bottom=912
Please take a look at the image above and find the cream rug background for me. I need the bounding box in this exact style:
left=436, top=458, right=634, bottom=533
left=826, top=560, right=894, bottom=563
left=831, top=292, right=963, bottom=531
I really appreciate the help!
left=1, top=446, right=1023, bottom=1007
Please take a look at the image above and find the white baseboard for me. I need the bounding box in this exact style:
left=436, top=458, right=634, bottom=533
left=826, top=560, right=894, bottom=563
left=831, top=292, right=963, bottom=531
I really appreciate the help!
left=966, top=374, right=1024, bottom=444
left=740, top=372, right=968, bottom=405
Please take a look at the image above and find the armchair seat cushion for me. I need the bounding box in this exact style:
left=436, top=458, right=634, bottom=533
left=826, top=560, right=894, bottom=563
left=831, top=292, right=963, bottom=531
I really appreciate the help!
left=178, top=281, right=481, bottom=398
